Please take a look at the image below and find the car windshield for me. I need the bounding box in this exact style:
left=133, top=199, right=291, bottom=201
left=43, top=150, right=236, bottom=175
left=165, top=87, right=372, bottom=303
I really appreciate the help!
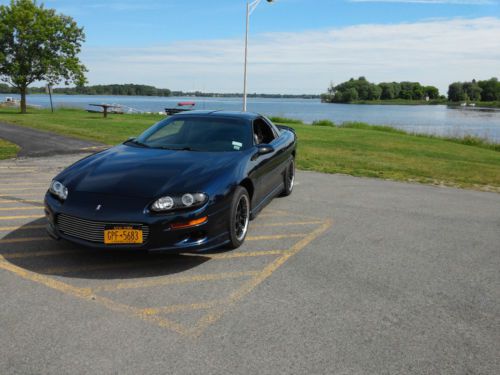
left=134, top=116, right=252, bottom=152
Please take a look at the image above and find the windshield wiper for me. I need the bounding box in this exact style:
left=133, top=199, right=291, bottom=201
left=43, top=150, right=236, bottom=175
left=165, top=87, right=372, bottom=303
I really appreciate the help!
left=158, top=146, right=199, bottom=151
left=125, top=139, right=150, bottom=148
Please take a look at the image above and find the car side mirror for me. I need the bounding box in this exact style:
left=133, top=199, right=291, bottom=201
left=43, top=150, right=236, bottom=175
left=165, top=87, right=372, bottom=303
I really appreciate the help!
left=253, top=144, right=275, bottom=159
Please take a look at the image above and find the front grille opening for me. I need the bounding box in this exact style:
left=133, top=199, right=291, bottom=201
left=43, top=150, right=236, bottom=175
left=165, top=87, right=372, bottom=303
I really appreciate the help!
left=56, top=214, right=149, bottom=244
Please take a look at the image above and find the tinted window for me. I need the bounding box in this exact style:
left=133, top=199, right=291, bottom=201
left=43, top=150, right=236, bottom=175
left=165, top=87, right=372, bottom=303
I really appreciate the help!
left=253, top=118, right=276, bottom=145
left=136, top=116, right=252, bottom=152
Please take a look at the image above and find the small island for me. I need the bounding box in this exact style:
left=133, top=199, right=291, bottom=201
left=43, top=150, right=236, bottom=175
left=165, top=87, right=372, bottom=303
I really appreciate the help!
left=321, top=77, right=500, bottom=108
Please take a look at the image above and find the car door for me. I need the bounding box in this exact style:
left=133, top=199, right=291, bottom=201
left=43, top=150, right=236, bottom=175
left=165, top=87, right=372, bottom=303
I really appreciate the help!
left=251, top=118, right=283, bottom=206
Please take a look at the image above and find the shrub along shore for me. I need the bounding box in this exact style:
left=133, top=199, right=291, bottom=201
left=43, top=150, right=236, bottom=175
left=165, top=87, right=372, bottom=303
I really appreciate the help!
left=0, top=108, right=499, bottom=192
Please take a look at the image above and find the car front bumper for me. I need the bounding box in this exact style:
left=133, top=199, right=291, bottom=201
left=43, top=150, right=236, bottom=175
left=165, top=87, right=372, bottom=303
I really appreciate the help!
left=44, top=191, right=231, bottom=253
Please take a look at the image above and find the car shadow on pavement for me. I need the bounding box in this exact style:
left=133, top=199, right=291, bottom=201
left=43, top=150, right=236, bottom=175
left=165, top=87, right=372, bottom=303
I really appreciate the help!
left=0, top=218, right=210, bottom=280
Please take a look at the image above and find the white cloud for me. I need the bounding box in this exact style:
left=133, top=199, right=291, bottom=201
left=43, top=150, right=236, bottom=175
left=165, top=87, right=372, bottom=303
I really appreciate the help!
left=82, top=17, right=500, bottom=94
left=350, top=0, right=496, bottom=4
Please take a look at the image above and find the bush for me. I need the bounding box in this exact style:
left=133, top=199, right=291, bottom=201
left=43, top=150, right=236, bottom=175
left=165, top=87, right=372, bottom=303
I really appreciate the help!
left=269, top=116, right=304, bottom=124
left=312, top=119, right=335, bottom=127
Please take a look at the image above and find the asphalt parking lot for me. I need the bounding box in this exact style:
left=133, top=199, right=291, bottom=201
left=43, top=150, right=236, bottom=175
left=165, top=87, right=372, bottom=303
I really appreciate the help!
left=1, top=154, right=499, bottom=375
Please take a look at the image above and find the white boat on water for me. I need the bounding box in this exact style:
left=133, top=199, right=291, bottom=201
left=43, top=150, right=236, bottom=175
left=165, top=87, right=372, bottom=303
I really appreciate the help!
left=2, top=96, right=20, bottom=105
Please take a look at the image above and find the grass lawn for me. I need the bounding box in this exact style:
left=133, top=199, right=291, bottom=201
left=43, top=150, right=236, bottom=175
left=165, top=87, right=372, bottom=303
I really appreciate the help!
left=0, top=138, right=20, bottom=160
left=286, top=122, right=500, bottom=192
left=1, top=107, right=499, bottom=192
left=0, top=107, right=165, bottom=145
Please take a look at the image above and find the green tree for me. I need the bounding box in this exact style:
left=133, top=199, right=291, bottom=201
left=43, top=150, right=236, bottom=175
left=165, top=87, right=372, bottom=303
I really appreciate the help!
left=399, top=82, right=415, bottom=100
left=0, top=0, right=86, bottom=113
left=366, top=84, right=381, bottom=100
left=463, top=80, right=482, bottom=101
left=341, top=87, right=358, bottom=102
left=477, top=78, right=500, bottom=101
left=379, top=82, right=399, bottom=100
left=423, top=86, right=439, bottom=100
left=448, top=82, right=467, bottom=102
left=0, top=82, right=14, bottom=93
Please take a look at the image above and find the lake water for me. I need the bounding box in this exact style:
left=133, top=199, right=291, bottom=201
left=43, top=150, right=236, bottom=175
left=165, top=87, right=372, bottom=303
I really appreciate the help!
left=3, top=93, right=500, bottom=142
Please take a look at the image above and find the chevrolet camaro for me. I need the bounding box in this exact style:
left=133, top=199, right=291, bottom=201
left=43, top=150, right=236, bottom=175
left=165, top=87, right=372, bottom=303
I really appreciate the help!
left=44, top=111, right=297, bottom=252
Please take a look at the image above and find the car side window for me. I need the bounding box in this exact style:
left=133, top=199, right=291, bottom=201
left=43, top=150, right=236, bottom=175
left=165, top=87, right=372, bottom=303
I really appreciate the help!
left=263, top=116, right=281, bottom=138
left=253, top=118, right=276, bottom=145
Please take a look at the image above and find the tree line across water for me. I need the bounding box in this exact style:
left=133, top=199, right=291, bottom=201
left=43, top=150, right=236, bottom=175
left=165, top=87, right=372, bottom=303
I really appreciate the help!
left=0, top=83, right=320, bottom=99
left=321, top=77, right=440, bottom=103
left=447, top=78, right=500, bottom=102
left=0, top=84, right=172, bottom=97
left=321, top=77, right=500, bottom=104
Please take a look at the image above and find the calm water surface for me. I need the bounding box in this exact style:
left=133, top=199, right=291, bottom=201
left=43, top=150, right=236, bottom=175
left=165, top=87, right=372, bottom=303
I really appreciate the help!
left=3, top=94, right=500, bottom=142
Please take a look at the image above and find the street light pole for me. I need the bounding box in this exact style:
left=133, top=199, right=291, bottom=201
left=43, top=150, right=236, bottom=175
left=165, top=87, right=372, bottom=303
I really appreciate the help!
left=243, top=0, right=272, bottom=112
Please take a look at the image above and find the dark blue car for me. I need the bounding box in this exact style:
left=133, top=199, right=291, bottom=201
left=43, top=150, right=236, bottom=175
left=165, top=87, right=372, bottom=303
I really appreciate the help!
left=44, top=111, right=297, bottom=253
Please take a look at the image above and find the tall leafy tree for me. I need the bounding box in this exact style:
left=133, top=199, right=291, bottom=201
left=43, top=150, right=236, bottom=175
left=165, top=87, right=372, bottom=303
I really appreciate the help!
left=0, top=0, right=86, bottom=113
left=477, top=78, right=500, bottom=101
left=448, top=82, right=466, bottom=102
left=423, top=86, right=439, bottom=100
left=463, top=80, right=482, bottom=101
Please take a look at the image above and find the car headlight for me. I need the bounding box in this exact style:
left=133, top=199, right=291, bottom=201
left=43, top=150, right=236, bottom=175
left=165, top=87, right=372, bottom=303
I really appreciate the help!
left=151, top=193, right=208, bottom=212
left=49, top=180, right=68, bottom=201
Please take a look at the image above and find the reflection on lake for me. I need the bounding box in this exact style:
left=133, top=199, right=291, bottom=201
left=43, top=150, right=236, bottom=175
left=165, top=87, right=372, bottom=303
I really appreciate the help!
left=3, top=93, right=500, bottom=142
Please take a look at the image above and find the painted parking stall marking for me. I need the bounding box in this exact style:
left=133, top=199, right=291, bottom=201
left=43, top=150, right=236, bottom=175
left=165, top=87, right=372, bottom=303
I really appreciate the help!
left=0, top=162, right=332, bottom=338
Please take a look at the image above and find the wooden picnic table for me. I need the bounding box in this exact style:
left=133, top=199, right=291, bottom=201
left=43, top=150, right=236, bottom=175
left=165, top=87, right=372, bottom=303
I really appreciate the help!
left=89, top=103, right=121, bottom=118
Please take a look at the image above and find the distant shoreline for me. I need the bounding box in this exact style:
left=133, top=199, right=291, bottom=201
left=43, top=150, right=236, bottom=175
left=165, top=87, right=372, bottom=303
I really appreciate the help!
left=322, top=99, right=500, bottom=109
left=0, top=92, right=320, bottom=100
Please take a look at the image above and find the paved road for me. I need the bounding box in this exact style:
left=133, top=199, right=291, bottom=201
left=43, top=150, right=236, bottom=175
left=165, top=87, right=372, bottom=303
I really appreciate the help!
left=0, top=121, right=105, bottom=157
left=0, top=154, right=499, bottom=375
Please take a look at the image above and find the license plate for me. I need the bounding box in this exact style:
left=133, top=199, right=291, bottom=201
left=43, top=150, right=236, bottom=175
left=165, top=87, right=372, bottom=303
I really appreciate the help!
left=104, top=225, right=143, bottom=244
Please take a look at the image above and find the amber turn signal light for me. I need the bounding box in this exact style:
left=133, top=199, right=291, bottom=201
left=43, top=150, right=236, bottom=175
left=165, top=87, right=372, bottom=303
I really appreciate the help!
left=170, top=216, right=208, bottom=230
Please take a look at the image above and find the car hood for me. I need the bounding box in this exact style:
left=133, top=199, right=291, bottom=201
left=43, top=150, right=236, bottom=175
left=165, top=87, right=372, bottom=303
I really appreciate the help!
left=63, top=144, right=240, bottom=198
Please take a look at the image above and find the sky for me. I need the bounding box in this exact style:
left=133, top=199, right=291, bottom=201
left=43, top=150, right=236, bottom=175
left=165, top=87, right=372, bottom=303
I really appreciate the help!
left=2, top=0, right=500, bottom=94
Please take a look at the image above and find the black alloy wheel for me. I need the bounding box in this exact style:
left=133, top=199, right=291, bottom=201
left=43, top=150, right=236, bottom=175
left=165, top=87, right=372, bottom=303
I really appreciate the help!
left=228, top=186, right=250, bottom=249
left=281, top=157, right=295, bottom=196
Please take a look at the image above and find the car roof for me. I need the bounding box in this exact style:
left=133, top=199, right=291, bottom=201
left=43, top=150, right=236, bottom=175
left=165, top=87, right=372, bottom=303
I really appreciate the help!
left=172, top=110, right=261, bottom=121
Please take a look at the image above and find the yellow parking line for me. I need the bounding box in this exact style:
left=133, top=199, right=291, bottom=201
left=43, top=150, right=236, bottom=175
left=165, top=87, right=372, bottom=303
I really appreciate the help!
left=0, top=211, right=333, bottom=337
left=0, top=206, right=43, bottom=211
left=43, top=250, right=284, bottom=273
left=0, top=187, right=45, bottom=192
left=0, top=249, right=75, bottom=259
left=38, top=259, right=168, bottom=275
left=262, top=209, right=288, bottom=214
left=0, top=257, right=188, bottom=336
left=246, top=233, right=306, bottom=241
left=0, top=182, right=47, bottom=187
left=253, top=220, right=324, bottom=227
left=258, top=212, right=288, bottom=218
left=0, top=167, right=36, bottom=170
left=189, top=219, right=333, bottom=337
left=0, top=170, right=36, bottom=174
left=0, top=224, right=45, bottom=232
left=0, top=236, right=48, bottom=244
left=0, top=193, right=44, bottom=198
left=141, top=300, right=223, bottom=315
left=93, top=270, right=259, bottom=293
left=196, top=250, right=286, bottom=260
left=0, top=199, right=43, bottom=204
left=0, top=215, right=43, bottom=221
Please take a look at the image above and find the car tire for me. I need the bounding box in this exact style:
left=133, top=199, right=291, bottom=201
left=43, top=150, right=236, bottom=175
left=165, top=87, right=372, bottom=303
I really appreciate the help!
left=227, top=186, right=251, bottom=249
left=281, top=157, right=295, bottom=196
